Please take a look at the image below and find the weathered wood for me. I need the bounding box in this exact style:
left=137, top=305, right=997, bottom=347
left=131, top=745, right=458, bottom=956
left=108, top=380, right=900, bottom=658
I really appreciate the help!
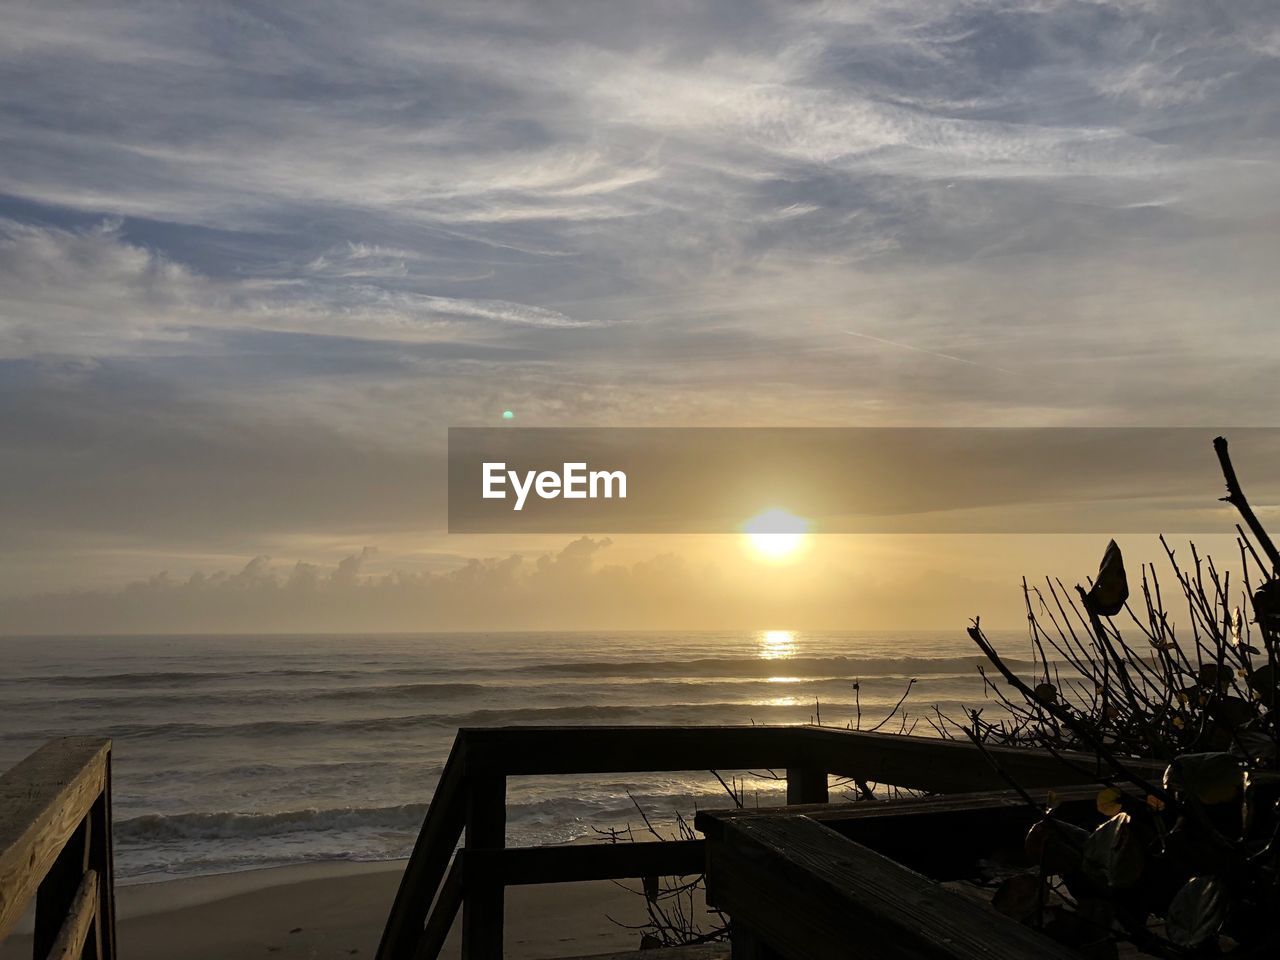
left=458, top=726, right=1162, bottom=794
left=461, top=775, right=505, bottom=960
left=470, top=839, right=705, bottom=886
left=412, top=855, right=464, bottom=960
left=0, top=738, right=110, bottom=946
left=699, top=783, right=1100, bottom=832
left=44, top=868, right=99, bottom=960
left=699, top=783, right=1102, bottom=836
left=784, top=767, right=827, bottom=805
left=801, top=727, right=1165, bottom=791
left=700, top=784, right=1102, bottom=881
left=461, top=726, right=805, bottom=777
left=384, top=726, right=1159, bottom=960
left=707, top=815, right=1083, bottom=960
left=377, top=740, right=468, bottom=960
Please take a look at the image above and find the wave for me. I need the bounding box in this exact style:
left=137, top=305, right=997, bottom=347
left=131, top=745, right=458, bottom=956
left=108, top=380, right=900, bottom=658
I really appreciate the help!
left=2, top=667, right=438, bottom=687
left=115, top=803, right=430, bottom=843
left=113, top=785, right=785, bottom=847
left=0, top=675, right=967, bottom=715
left=15, top=696, right=983, bottom=744
left=7, top=654, right=1031, bottom=688
left=0, top=681, right=488, bottom=711
left=516, top=655, right=1031, bottom=678
left=64, top=703, right=681, bottom=740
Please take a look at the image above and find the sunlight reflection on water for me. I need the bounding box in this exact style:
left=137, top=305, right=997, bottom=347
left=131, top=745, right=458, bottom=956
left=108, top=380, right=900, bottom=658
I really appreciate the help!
left=759, top=629, right=797, bottom=659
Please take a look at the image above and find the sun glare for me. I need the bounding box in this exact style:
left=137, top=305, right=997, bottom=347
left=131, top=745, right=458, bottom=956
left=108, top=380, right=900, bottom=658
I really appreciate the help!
left=759, top=629, right=797, bottom=660
left=743, top=509, right=809, bottom=561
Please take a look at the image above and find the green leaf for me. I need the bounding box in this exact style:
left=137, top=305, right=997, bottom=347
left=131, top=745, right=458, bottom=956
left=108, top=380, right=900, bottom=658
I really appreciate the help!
left=1165, top=876, right=1227, bottom=949
left=1198, top=663, right=1233, bottom=688
left=642, top=874, right=659, bottom=901
left=1252, top=580, right=1280, bottom=626
left=1082, top=812, right=1144, bottom=889
left=992, top=873, right=1041, bottom=923
left=1163, top=753, right=1244, bottom=805
left=1248, top=664, right=1278, bottom=707
left=1025, top=819, right=1088, bottom=874
left=1210, top=696, right=1253, bottom=726
left=1095, top=787, right=1123, bottom=817
left=1085, top=540, right=1128, bottom=617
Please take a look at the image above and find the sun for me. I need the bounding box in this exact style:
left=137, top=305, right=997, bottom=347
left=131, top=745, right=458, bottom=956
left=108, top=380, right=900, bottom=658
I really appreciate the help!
left=742, top=509, right=810, bottom=562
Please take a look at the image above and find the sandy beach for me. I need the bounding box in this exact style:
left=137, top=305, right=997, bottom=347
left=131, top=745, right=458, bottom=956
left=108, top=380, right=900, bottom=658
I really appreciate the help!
left=0, top=859, right=658, bottom=960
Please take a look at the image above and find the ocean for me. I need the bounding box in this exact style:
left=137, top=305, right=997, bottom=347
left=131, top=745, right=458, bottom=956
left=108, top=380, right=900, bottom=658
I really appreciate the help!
left=0, top=630, right=1023, bottom=883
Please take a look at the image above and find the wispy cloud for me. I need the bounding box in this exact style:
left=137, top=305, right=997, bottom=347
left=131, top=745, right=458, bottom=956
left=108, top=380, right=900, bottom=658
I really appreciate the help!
left=1, top=0, right=1278, bottom=603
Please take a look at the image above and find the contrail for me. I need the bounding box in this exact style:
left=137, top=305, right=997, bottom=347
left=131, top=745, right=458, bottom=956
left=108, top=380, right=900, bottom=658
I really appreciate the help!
left=843, top=328, right=1016, bottom=376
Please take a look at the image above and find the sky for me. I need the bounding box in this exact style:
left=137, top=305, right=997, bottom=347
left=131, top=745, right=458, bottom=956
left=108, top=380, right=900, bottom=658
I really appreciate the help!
left=2, top=0, right=1279, bottom=632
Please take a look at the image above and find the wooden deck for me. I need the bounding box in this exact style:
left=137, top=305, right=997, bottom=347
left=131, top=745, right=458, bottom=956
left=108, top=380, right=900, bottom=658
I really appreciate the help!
left=697, top=786, right=1109, bottom=960
left=0, top=726, right=1158, bottom=960
left=378, top=725, right=1161, bottom=960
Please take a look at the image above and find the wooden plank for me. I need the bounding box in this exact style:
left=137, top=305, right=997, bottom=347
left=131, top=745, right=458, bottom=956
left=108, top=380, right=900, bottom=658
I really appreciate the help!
left=383, top=726, right=1159, bottom=959
left=784, top=768, right=827, bottom=804
left=697, top=783, right=1102, bottom=837
left=412, top=855, right=464, bottom=960
left=801, top=727, right=1166, bottom=792
left=0, top=738, right=110, bottom=945
left=706, top=815, right=1082, bottom=960
left=459, top=726, right=1163, bottom=795
left=44, top=868, right=98, bottom=960
left=461, top=775, right=505, bottom=960
left=699, top=785, right=1102, bottom=881
left=461, top=726, right=805, bottom=777
left=377, top=740, right=469, bottom=960
left=471, top=839, right=705, bottom=886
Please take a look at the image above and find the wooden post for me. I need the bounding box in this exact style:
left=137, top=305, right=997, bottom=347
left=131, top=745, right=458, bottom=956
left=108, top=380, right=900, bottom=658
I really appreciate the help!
left=785, top=767, right=827, bottom=805
left=461, top=775, right=506, bottom=960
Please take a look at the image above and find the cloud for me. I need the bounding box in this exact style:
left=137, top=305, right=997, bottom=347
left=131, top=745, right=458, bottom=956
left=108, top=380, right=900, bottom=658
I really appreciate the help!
left=0, top=539, right=713, bottom=634
left=1, top=0, right=1279, bottom=600
left=0, top=218, right=592, bottom=357
left=0, top=535, right=1041, bottom=634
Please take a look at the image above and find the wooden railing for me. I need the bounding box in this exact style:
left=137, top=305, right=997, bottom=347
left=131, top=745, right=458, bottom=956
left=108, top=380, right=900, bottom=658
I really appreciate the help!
left=377, top=725, right=1134, bottom=960
left=0, top=738, right=116, bottom=960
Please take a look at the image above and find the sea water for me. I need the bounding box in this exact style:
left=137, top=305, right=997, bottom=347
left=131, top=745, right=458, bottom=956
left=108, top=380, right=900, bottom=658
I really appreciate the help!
left=0, top=630, right=1024, bottom=882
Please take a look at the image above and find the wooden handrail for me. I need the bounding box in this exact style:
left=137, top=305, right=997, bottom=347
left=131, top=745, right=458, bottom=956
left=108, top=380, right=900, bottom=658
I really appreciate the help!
left=413, top=856, right=464, bottom=960
left=0, top=737, right=116, bottom=960
left=377, top=737, right=467, bottom=960
left=379, top=725, right=1136, bottom=960
left=455, top=724, right=1161, bottom=788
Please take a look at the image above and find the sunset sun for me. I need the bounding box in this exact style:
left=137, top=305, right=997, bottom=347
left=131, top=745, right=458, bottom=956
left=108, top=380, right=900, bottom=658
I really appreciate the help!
left=742, top=509, right=810, bottom=562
